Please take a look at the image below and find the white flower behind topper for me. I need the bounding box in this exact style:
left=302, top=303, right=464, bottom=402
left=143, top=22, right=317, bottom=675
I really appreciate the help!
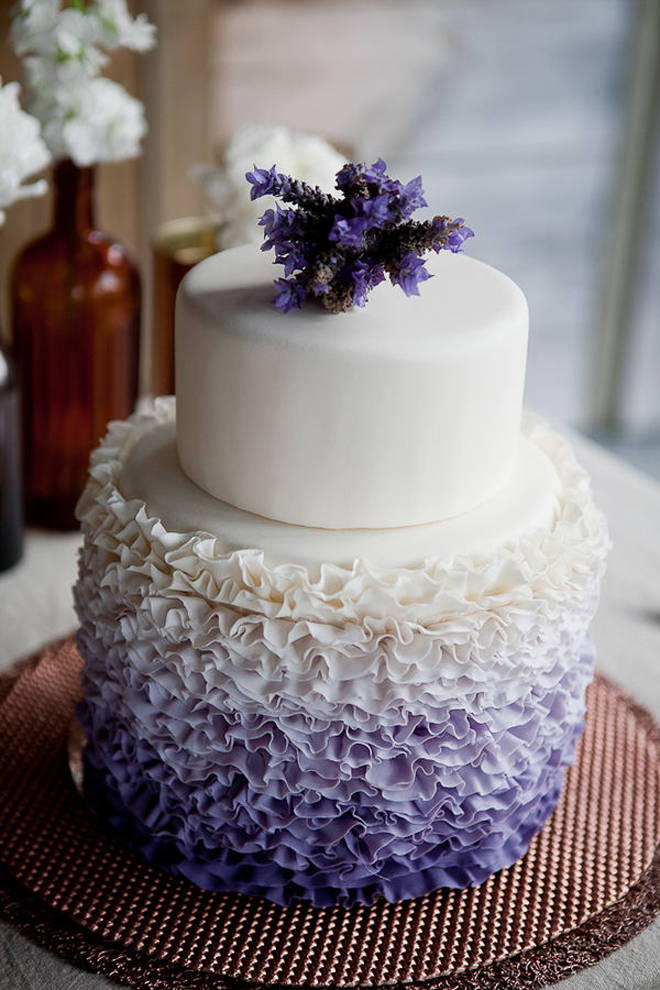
left=0, top=78, right=50, bottom=226
left=192, top=124, right=346, bottom=249
left=10, top=0, right=156, bottom=167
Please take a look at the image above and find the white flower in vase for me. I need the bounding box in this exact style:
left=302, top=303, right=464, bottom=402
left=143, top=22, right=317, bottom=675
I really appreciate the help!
left=30, top=76, right=148, bottom=166
left=0, top=79, right=50, bottom=226
left=8, top=0, right=61, bottom=59
left=192, top=124, right=347, bottom=249
left=93, top=0, right=156, bottom=52
left=10, top=0, right=156, bottom=167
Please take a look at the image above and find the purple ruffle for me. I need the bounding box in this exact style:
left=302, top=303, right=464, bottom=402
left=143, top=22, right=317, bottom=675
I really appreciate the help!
left=77, top=643, right=594, bottom=906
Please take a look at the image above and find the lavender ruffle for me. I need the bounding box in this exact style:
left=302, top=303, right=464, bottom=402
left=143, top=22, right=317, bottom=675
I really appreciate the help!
left=73, top=405, right=608, bottom=906
left=77, top=642, right=594, bottom=907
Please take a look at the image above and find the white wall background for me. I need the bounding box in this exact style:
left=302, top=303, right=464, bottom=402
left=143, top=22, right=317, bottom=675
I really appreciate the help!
left=211, top=0, right=660, bottom=475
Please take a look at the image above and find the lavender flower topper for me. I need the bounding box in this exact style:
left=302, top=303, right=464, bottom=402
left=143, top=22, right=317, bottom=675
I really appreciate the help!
left=245, top=158, right=473, bottom=314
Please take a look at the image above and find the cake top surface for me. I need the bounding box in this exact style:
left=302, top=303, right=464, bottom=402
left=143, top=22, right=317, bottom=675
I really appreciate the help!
left=180, top=244, right=528, bottom=358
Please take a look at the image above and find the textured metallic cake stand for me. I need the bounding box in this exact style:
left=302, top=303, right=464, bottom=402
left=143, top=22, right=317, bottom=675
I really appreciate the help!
left=0, top=638, right=659, bottom=989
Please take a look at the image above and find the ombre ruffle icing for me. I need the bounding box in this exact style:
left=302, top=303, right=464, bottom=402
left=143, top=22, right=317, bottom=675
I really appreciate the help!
left=74, top=400, right=609, bottom=904
left=77, top=643, right=593, bottom=906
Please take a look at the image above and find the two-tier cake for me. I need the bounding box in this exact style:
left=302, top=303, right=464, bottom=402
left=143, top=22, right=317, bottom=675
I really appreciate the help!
left=74, top=172, right=608, bottom=907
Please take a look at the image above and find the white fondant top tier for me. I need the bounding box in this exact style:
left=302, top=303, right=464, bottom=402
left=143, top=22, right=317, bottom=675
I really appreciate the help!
left=175, top=244, right=528, bottom=529
left=121, top=412, right=560, bottom=571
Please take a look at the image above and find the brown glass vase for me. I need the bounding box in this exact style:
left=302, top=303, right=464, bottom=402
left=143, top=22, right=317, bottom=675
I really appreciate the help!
left=12, top=160, right=140, bottom=529
left=0, top=341, right=23, bottom=571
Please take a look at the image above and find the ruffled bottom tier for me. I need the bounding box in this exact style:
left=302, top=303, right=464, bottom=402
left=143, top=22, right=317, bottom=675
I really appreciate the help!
left=77, top=641, right=594, bottom=907
left=73, top=406, right=609, bottom=906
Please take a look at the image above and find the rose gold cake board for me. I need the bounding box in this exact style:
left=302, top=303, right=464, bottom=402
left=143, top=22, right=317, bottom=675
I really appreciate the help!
left=0, top=639, right=659, bottom=989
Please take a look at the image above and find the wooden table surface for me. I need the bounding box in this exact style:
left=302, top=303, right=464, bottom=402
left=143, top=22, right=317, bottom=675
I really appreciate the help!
left=1, top=430, right=659, bottom=990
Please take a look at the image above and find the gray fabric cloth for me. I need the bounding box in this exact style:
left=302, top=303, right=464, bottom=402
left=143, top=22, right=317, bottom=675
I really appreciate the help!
left=1, top=431, right=659, bottom=989
left=0, top=924, right=118, bottom=990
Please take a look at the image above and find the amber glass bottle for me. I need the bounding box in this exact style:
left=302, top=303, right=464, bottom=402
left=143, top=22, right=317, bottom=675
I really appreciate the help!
left=0, top=342, right=23, bottom=571
left=12, top=160, right=140, bottom=529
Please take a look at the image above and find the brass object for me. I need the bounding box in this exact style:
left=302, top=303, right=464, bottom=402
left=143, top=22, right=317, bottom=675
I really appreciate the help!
left=151, top=217, right=220, bottom=396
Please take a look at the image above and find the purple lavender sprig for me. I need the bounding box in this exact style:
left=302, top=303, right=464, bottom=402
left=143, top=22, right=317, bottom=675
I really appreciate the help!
left=245, top=158, right=473, bottom=314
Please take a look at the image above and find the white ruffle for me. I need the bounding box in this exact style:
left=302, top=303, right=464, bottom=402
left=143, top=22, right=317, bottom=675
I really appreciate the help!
left=74, top=399, right=609, bottom=726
